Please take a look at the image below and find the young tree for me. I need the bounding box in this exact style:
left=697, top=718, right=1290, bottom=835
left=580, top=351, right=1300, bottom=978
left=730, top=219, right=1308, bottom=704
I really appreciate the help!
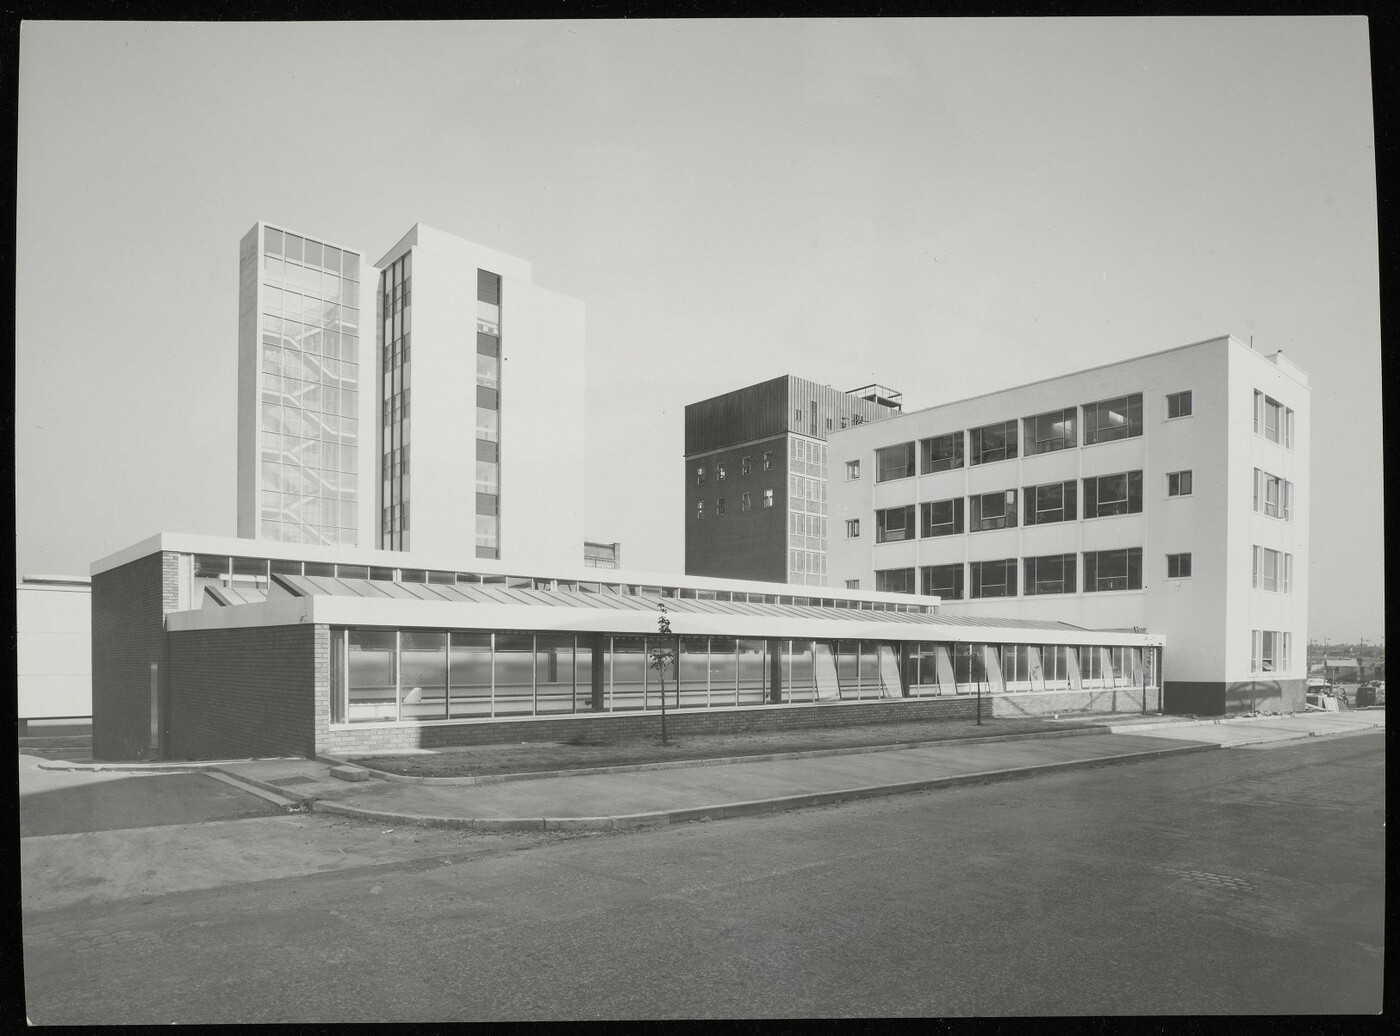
left=648, top=603, right=676, bottom=746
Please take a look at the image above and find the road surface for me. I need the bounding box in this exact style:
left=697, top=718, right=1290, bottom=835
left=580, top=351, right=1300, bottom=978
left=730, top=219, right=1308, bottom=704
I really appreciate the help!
left=22, top=732, right=1384, bottom=1020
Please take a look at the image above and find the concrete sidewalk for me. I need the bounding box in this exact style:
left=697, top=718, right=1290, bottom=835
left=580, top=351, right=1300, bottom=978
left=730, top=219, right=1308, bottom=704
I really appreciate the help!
left=37, top=710, right=1383, bottom=833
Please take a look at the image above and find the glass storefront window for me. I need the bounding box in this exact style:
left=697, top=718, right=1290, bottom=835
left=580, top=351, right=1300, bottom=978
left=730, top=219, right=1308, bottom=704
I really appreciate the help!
left=737, top=639, right=767, bottom=706
left=677, top=638, right=708, bottom=709
left=493, top=633, right=534, bottom=716
left=323, top=626, right=1154, bottom=727
left=448, top=632, right=492, bottom=718
left=785, top=640, right=815, bottom=703
left=399, top=631, right=447, bottom=721
left=348, top=630, right=396, bottom=722
left=707, top=637, right=738, bottom=707
left=574, top=639, right=596, bottom=712
left=610, top=636, right=646, bottom=712
left=535, top=634, right=575, bottom=714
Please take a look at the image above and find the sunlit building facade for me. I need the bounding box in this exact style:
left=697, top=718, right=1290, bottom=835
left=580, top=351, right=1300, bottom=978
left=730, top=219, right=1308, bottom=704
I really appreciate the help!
left=238, top=222, right=586, bottom=569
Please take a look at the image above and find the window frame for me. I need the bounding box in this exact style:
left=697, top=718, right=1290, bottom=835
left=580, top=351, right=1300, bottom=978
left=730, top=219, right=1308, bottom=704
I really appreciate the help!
left=920, top=431, right=965, bottom=473
left=1083, top=470, right=1144, bottom=519
left=694, top=465, right=705, bottom=486
left=969, top=558, right=1017, bottom=599
left=920, top=563, right=964, bottom=600
left=1023, top=480, right=1077, bottom=526
left=741, top=491, right=752, bottom=512
left=920, top=497, right=964, bottom=538
left=1253, top=390, right=1295, bottom=448
left=1022, top=408, right=1077, bottom=455
left=875, top=442, right=917, bottom=482
left=1165, top=390, right=1193, bottom=420
left=846, top=459, right=861, bottom=480
left=969, top=420, right=1019, bottom=465
left=1082, top=547, right=1144, bottom=592
left=1024, top=553, right=1077, bottom=595
left=1082, top=393, right=1144, bottom=445
left=875, top=568, right=916, bottom=594
left=875, top=504, right=916, bottom=543
left=762, top=488, right=774, bottom=508
left=1166, top=552, right=1192, bottom=579
left=1167, top=470, right=1193, bottom=497
left=969, top=489, right=1018, bottom=532
left=845, top=518, right=860, bottom=538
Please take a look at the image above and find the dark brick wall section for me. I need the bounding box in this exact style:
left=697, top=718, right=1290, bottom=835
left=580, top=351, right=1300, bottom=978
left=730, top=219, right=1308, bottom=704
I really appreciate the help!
left=685, top=435, right=789, bottom=583
left=168, top=624, right=319, bottom=759
left=1165, top=679, right=1306, bottom=716
left=91, top=551, right=177, bottom=761
left=318, top=688, right=1146, bottom=756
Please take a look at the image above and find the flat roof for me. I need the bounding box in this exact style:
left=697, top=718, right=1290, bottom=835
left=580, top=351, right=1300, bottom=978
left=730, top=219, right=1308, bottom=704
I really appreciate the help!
left=91, top=532, right=941, bottom=609
left=171, top=574, right=1165, bottom=648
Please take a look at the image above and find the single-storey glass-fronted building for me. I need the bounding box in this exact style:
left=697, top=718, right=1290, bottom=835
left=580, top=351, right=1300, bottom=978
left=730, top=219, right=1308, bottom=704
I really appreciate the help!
left=91, top=533, right=1165, bottom=762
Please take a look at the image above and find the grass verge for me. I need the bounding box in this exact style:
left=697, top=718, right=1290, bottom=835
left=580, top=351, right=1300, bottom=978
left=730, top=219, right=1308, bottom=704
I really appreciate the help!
left=353, top=715, right=1106, bottom=778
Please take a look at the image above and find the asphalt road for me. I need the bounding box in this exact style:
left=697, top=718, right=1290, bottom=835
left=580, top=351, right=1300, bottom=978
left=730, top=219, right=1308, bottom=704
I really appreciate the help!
left=22, top=732, right=1384, bottom=1021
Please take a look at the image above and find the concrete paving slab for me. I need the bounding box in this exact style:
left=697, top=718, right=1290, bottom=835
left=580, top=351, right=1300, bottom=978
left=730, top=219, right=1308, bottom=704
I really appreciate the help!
left=1124, top=712, right=1383, bottom=746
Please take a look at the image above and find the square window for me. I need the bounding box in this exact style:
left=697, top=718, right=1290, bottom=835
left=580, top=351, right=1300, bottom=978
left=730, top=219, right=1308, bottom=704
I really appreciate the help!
left=1167, top=470, right=1193, bottom=497
left=1083, top=471, right=1144, bottom=518
left=1167, top=552, right=1192, bottom=578
left=846, top=518, right=860, bottom=538
left=1023, top=408, right=1077, bottom=455
left=921, top=498, right=964, bottom=537
left=969, top=489, right=1017, bottom=531
left=970, top=559, right=1017, bottom=598
left=921, top=431, right=964, bottom=473
left=846, top=459, right=861, bottom=480
left=875, top=505, right=916, bottom=543
left=1083, top=394, right=1144, bottom=445
left=1023, top=481, right=1077, bottom=525
left=1166, top=391, right=1193, bottom=419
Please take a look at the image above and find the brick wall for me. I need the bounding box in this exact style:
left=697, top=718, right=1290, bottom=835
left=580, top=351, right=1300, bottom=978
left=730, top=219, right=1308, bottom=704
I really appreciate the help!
left=318, top=687, right=1145, bottom=755
left=91, top=551, right=178, bottom=761
left=167, top=623, right=320, bottom=759
left=685, top=435, right=790, bottom=583
left=990, top=686, right=1154, bottom=718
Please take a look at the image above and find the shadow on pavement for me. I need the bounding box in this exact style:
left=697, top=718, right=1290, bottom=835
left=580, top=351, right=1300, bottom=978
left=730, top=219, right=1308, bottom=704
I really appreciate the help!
left=20, top=770, right=283, bottom=838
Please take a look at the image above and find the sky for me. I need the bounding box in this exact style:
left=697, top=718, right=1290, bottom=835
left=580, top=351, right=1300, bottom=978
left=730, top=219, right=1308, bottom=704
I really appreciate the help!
left=14, top=17, right=1383, bottom=642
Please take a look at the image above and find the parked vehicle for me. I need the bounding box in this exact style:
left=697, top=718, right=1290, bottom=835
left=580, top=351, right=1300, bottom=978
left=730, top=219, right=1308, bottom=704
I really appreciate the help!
left=1356, top=682, right=1385, bottom=708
